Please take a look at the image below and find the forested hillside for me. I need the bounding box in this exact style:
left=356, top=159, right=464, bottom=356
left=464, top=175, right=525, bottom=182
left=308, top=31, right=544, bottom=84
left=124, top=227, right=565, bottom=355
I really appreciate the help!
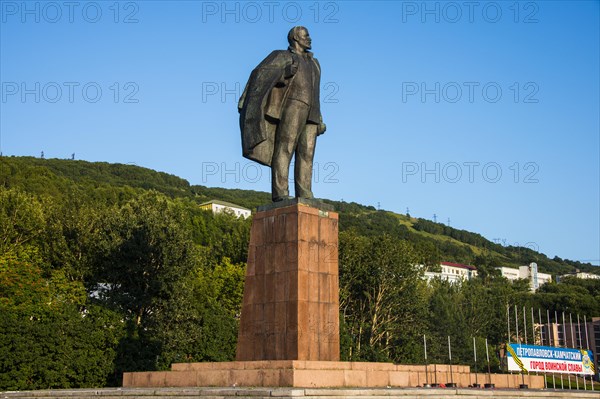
left=4, top=156, right=595, bottom=275
left=1, top=156, right=598, bottom=390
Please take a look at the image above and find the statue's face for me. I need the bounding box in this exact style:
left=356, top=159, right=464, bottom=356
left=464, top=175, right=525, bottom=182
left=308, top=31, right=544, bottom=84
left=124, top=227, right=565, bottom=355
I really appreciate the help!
left=296, top=29, right=312, bottom=51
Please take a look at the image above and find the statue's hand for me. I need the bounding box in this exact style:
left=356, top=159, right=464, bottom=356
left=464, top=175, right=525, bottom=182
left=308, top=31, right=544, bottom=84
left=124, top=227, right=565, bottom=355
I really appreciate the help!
left=317, top=122, right=327, bottom=135
left=284, top=64, right=298, bottom=78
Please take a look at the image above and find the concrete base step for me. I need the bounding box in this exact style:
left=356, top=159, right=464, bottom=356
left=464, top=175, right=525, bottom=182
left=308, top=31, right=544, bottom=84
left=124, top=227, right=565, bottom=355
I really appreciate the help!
left=1, top=387, right=599, bottom=399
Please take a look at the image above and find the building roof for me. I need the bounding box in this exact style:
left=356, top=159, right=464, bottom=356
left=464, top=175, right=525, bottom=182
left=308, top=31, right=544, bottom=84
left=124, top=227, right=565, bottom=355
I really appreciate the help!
left=199, top=199, right=251, bottom=211
left=441, top=261, right=477, bottom=271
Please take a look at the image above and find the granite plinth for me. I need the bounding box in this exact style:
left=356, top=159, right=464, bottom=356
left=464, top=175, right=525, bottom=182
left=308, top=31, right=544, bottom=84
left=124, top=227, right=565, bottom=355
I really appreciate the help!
left=122, top=360, right=545, bottom=389
left=236, top=202, right=339, bottom=361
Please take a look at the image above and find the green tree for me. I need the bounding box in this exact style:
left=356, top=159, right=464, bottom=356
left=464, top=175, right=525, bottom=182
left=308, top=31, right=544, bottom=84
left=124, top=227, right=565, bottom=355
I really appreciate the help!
left=91, top=192, right=199, bottom=372
left=339, top=231, right=425, bottom=362
left=533, top=277, right=600, bottom=317
left=0, top=256, right=124, bottom=390
left=0, top=187, right=46, bottom=265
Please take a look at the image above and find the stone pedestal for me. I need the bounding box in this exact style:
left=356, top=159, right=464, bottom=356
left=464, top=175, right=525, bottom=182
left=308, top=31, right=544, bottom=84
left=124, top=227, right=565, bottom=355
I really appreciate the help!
left=121, top=200, right=547, bottom=389
left=236, top=200, right=339, bottom=361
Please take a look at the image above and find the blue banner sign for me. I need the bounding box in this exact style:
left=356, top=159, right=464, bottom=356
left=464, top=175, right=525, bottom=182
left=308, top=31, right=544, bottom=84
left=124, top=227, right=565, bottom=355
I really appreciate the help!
left=507, top=343, right=595, bottom=375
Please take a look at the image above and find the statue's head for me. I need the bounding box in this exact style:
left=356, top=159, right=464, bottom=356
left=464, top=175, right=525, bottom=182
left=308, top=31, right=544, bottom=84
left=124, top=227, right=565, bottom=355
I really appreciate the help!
left=287, top=26, right=311, bottom=51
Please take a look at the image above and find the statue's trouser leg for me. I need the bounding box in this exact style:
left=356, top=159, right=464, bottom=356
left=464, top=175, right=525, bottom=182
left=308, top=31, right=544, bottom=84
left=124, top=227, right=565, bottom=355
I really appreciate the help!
left=271, top=100, right=309, bottom=201
left=294, top=123, right=317, bottom=198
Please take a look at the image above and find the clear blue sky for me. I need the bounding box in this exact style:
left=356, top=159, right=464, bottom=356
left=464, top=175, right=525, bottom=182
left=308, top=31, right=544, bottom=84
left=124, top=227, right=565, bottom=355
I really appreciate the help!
left=1, top=1, right=598, bottom=265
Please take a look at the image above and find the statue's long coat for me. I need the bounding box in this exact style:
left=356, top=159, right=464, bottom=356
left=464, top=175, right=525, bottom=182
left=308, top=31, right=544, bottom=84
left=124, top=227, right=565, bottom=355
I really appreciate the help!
left=238, top=49, right=322, bottom=167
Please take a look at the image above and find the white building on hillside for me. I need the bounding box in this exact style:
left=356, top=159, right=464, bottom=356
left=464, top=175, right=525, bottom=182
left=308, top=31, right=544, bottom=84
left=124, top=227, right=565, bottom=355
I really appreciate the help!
left=560, top=271, right=600, bottom=280
left=497, top=266, right=520, bottom=281
left=199, top=200, right=251, bottom=218
left=423, top=261, right=478, bottom=283
left=497, top=262, right=552, bottom=291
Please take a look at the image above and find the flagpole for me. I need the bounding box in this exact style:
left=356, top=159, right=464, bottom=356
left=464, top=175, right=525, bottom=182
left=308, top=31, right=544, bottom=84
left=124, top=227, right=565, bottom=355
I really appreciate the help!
left=538, top=308, right=547, bottom=389
left=548, top=309, right=555, bottom=389
left=568, top=313, right=573, bottom=389
left=569, top=313, right=574, bottom=347
left=554, top=310, right=559, bottom=346
left=583, top=315, right=589, bottom=350
left=531, top=307, right=535, bottom=344
left=485, top=338, right=494, bottom=388
left=547, top=309, right=551, bottom=346
left=507, top=303, right=511, bottom=343
left=424, top=334, right=430, bottom=388
left=473, top=337, right=479, bottom=387
left=523, top=305, right=528, bottom=344
left=515, top=305, right=520, bottom=344
left=539, top=309, right=543, bottom=345
left=561, top=311, right=566, bottom=390
left=578, top=314, right=586, bottom=391
left=577, top=314, right=581, bottom=349
left=448, top=336, right=455, bottom=387
left=563, top=312, right=577, bottom=389
left=517, top=305, right=527, bottom=389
